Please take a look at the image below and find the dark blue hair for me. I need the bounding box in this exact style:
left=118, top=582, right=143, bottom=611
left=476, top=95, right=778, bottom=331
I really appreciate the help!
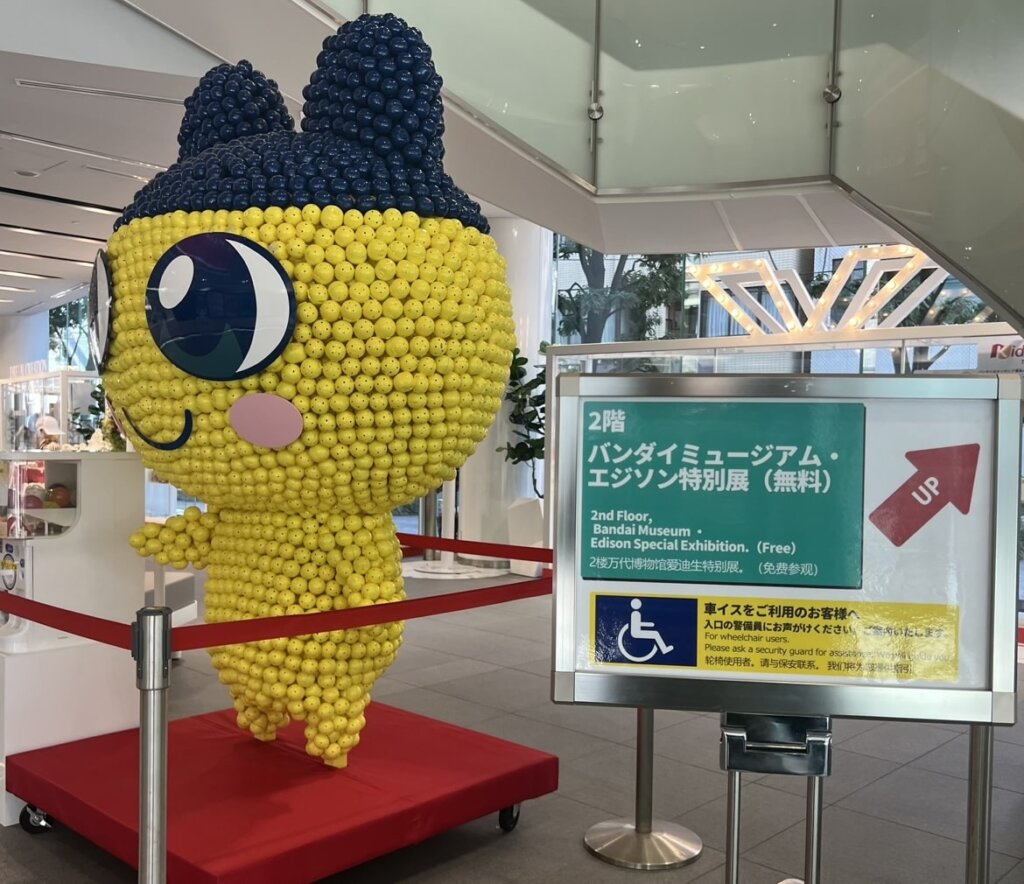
left=117, top=13, right=488, bottom=232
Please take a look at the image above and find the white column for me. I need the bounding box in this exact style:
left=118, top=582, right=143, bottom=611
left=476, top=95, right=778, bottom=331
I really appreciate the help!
left=458, top=218, right=553, bottom=549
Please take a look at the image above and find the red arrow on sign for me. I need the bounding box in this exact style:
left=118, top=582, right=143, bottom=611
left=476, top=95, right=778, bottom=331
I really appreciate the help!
left=868, top=444, right=980, bottom=547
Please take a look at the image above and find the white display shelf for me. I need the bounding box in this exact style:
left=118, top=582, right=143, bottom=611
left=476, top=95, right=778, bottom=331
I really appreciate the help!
left=15, top=507, right=77, bottom=529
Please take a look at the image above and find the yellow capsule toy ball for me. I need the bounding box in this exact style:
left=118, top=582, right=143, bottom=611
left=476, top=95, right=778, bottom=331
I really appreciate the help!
left=97, top=13, right=515, bottom=768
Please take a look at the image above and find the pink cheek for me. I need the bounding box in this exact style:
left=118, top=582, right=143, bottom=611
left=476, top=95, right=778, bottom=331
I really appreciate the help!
left=228, top=393, right=303, bottom=449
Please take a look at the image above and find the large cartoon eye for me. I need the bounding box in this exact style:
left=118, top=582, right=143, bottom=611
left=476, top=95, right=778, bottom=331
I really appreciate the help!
left=88, top=250, right=113, bottom=371
left=145, top=233, right=296, bottom=381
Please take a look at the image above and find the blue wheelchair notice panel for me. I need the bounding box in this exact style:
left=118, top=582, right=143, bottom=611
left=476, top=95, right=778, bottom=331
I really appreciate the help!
left=593, top=594, right=698, bottom=666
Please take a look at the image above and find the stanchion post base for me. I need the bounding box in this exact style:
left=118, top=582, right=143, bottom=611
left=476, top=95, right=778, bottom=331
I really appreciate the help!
left=583, top=819, right=703, bottom=870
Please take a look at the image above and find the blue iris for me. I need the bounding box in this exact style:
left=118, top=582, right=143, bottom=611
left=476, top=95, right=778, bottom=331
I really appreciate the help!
left=145, top=233, right=296, bottom=381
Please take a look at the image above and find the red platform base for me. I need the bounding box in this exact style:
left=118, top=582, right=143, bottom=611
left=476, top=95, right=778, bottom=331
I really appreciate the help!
left=7, top=705, right=559, bottom=884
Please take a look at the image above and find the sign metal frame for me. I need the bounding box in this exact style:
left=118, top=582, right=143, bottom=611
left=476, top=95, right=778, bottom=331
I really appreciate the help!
left=552, top=373, right=1021, bottom=724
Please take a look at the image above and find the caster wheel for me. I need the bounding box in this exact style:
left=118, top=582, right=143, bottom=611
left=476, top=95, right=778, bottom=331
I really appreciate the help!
left=498, top=804, right=520, bottom=832
left=19, top=805, right=52, bottom=835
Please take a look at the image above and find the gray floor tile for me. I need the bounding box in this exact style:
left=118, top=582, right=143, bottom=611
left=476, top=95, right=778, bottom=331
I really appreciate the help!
left=522, top=847, right=726, bottom=884
left=1000, top=858, right=1024, bottom=883
left=430, top=667, right=551, bottom=713
left=377, top=686, right=505, bottom=727
left=397, top=657, right=500, bottom=687
left=510, top=656, right=553, bottom=677
left=559, top=743, right=725, bottom=818
left=517, top=701, right=642, bottom=745
left=386, top=645, right=461, bottom=676
left=690, top=858, right=792, bottom=884
left=829, top=716, right=884, bottom=742
left=837, top=765, right=1024, bottom=858
left=995, top=715, right=1024, bottom=747
left=365, top=675, right=414, bottom=698
left=748, top=806, right=1019, bottom=884
left=653, top=714, right=728, bottom=772
left=756, top=746, right=900, bottom=804
left=673, top=782, right=807, bottom=853
left=0, top=824, right=135, bottom=883
left=912, top=732, right=1024, bottom=793
left=839, top=720, right=960, bottom=763
left=470, top=712, right=618, bottom=762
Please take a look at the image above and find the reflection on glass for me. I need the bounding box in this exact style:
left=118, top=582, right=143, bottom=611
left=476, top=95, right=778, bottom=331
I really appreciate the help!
left=359, top=0, right=595, bottom=180
left=597, top=0, right=833, bottom=188
left=835, top=0, right=1024, bottom=322
left=1, top=459, right=78, bottom=539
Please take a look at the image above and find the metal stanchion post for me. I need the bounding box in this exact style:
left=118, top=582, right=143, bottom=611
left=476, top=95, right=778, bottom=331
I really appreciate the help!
left=419, top=490, right=439, bottom=561
left=133, top=607, right=172, bottom=884
left=966, top=724, right=993, bottom=884
left=725, top=771, right=742, bottom=884
left=583, top=707, right=704, bottom=870
left=803, top=776, right=824, bottom=884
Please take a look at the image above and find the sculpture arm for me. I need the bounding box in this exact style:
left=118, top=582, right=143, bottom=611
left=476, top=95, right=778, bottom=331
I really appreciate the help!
left=128, top=506, right=219, bottom=571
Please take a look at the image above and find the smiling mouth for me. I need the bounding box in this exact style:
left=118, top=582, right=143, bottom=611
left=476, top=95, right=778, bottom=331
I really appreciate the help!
left=122, top=407, right=194, bottom=451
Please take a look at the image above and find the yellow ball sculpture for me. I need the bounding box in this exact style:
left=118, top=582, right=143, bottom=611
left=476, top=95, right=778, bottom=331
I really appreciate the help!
left=92, top=14, right=515, bottom=768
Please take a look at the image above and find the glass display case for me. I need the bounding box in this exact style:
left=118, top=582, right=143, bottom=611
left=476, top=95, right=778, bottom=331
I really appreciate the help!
left=1, top=370, right=101, bottom=452
left=0, top=457, right=77, bottom=540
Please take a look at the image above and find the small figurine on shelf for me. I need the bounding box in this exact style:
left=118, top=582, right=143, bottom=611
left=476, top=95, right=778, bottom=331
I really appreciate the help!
left=36, top=415, right=61, bottom=451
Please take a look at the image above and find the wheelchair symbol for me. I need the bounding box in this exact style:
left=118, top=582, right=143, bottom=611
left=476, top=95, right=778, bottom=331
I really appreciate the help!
left=616, top=598, right=674, bottom=663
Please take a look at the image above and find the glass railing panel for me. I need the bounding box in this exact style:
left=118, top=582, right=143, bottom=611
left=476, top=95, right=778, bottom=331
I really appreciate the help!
left=596, top=0, right=834, bottom=189
left=834, top=0, right=1024, bottom=324
left=352, top=0, right=595, bottom=181
left=325, top=0, right=364, bottom=20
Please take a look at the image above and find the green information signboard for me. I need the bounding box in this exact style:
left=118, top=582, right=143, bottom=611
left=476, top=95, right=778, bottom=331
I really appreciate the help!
left=579, top=400, right=865, bottom=587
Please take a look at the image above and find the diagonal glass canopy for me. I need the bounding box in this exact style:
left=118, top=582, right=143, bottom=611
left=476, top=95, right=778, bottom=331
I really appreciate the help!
left=321, top=0, right=1024, bottom=328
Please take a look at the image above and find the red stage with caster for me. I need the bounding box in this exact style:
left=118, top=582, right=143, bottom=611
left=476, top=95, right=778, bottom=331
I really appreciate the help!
left=6, top=705, right=559, bottom=883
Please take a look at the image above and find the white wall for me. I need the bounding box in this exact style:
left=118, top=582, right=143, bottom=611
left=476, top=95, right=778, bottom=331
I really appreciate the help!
left=0, top=313, right=49, bottom=377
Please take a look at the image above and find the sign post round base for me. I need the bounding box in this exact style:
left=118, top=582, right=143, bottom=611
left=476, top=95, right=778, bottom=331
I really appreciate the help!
left=583, top=819, right=703, bottom=870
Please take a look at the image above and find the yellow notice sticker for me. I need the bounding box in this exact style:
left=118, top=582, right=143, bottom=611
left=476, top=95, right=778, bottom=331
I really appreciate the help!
left=699, top=597, right=959, bottom=682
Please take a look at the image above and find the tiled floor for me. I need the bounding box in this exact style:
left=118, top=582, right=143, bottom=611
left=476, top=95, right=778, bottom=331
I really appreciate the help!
left=2, top=573, right=1023, bottom=883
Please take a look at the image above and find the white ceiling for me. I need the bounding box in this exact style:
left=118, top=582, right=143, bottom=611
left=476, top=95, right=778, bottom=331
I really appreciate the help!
left=0, top=0, right=899, bottom=317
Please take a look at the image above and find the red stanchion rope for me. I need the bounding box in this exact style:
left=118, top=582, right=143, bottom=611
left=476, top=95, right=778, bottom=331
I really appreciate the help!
left=396, top=533, right=552, bottom=563
left=0, top=592, right=133, bottom=649
left=171, top=572, right=551, bottom=651
left=0, top=534, right=553, bottom=652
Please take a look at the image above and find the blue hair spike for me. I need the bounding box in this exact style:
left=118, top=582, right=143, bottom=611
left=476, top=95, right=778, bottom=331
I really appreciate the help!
left=177, top=61, right=295, bottom=162
left=117, top=15, right=488, bottom=233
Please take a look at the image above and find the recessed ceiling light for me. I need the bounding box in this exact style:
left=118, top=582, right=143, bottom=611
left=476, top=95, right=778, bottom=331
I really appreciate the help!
left=15, top=170, right=41, bottom=178
left=0, top=130, right=165, bottom=172
left=0, top=270, right=51, bottom=280
left=84, top=164, right=150, bottom=184
left=0, top=249, right=94, bottom=267
left=14, top=79, right=183, bottom=107
left=0, top=225, right=104, bottom=244
left=49, top=282, right=88, bottom=299
left=76, top=205, right=119, bottom=217
left=0, top=285, right=31, bottom=292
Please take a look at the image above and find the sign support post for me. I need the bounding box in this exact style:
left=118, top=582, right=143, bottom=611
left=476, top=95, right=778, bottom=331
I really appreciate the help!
left=583, top=707, right=703, bottom=870
left=966, top=723, right=994, bottom=884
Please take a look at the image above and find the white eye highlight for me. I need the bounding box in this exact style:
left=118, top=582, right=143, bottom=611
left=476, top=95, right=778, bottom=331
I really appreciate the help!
left=157, top=255, right=195, bottom=310
left=230, top=239, right=294, bottom=373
